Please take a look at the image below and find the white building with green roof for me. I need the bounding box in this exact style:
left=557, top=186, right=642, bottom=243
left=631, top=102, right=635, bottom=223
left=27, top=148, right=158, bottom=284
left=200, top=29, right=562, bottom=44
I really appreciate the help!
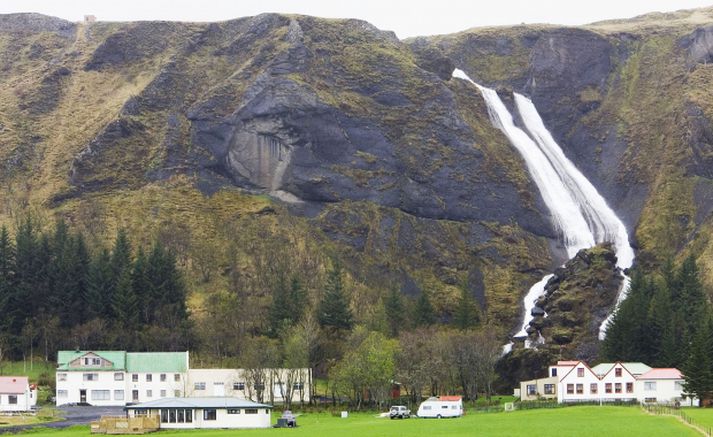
left=56, top=351, right=189, bottom=406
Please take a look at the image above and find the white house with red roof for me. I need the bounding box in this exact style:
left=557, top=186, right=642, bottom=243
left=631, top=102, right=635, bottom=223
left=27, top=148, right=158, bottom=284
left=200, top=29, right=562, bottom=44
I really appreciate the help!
left=636, top=368, right=697, bottom=406
left=0, top=376, right=37, bottom=412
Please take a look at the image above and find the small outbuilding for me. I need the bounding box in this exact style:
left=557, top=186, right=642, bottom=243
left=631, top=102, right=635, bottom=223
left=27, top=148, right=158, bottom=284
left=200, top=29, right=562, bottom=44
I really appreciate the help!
left=0, top=376, right=37, bottom=412
left=125, top=397, right=272, bottom=429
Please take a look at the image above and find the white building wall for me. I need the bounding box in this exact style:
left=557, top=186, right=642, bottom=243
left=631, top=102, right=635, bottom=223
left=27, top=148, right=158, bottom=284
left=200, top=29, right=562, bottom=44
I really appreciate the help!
left=598, top=364, right=637, bottom=401
left=0, top=390, right=35, bottom=412
left=636, top=379, right=698, bottom=406
left=558, top=363, right=601, bottom=403
left=125, top=372, right=187, bottom=404
left=130, top=408, right=271, bottom=429
left=187, top=369, right=310, bottom=403
left=56, top=371, right=127, bottom=406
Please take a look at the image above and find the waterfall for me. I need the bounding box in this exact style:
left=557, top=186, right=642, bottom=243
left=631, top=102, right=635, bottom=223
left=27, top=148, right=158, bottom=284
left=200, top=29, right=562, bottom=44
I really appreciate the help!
left=452, top=69, right=634, bottom=342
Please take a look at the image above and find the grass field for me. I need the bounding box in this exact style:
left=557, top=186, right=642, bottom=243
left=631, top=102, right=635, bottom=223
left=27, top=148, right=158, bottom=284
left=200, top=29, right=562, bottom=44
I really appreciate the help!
left=14, top=406, right=700, bottom=437
left=683, top=407, right=713, bottom=432
left=0, top=361, right=56, bottom=382
left=0, top=407, right=62, bottom=428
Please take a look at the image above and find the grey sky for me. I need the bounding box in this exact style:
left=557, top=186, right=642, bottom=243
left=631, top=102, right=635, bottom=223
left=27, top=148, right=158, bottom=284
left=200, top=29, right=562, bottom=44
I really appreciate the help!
left=1, top=0, right=712, bottom=38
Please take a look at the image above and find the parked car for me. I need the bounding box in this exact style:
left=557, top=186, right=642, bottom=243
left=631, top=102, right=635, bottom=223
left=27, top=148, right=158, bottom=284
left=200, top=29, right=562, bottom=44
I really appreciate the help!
left=389, top=405, right=411, bottom=419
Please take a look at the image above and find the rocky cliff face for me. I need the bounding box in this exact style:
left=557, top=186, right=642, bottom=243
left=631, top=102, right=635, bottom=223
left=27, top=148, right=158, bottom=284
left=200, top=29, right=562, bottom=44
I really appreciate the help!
left=3, top=8, right=713, bottom=347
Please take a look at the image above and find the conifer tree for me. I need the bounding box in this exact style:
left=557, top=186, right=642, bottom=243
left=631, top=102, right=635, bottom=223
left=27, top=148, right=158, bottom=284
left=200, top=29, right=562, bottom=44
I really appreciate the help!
left=268, top=274, right=292, bottom=336
left=85, top=248, right=114, bottom=319
left=383, top=287, right=405, bottom=337
left=454, top=281, right=480, bottom=330
left=683, top=322, right=713, bottom=405
left=413, top=290, right=436, bottom=327
left=112, top=269, right=138, bottom=327
left=317, top=260, right=353, bottom=330
left=0, top=226, right=15, bottom=337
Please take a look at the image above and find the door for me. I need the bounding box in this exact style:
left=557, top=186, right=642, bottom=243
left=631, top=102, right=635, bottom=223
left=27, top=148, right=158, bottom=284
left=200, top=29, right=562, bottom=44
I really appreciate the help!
left=213, top=382, right=225, bottom=396
left=132, top=390, right=139, bottom=402
left=80, top=389, right=87, bottom=403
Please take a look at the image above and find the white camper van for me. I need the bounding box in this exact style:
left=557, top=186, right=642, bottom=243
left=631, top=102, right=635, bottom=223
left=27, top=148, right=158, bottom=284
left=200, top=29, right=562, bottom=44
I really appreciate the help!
left=416, top=396, right=463, bottom=418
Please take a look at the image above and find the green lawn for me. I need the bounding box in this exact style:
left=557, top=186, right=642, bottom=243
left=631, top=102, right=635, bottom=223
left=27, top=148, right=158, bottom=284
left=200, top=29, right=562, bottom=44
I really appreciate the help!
left=682, top=408, right=713, bottom=432
left=16, top=406, right=698, bottom=437
left=0, top=360, right=55, bottom=382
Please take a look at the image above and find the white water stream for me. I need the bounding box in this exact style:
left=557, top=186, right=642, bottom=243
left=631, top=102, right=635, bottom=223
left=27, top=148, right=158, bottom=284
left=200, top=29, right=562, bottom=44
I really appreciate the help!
left=452, top=69, right=634, bottom=342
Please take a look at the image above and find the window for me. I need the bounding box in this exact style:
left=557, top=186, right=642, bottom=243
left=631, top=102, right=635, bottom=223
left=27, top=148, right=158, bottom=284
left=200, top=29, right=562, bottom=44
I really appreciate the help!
left=174, top=390, right=181, bottom=397
left=160, top=409, right=192, bottom=423
left=174, top=374, right=181, bottom=382
left=245, top=409, right=258, bottom=414
left=160, top=390, right=166, bottom=398
left=254, top=383, right=265, bottom=391
left=91, top=390, right=110, bottom=401
left=57, top=390, right=68, bottom=398
left=527, top=384, right=536, bottom=396
left=544, top=384, right=555, bottom=395
left=114, top=390, right=124, bottom=401
left=228, top=409, right=241, bottom=414
left=8, top=395, right=17, bottom=404
left=626, top=382, right=634, bottom=394
left=146, top=374, right=152, bottom=382
left=83, top=373, right=99, bottom=381
left=161, top=410, right=168, bottom=423
left=233, top=382, right=245, bottom=391
left=186, top=410, right=193, bottom=423
left=590, top=384, right=598, bottom=394
left=645, top=397, right=657, bottom=403
left=423, top=406, right=431, bottom=410
left=605, top=383, right=612, bottom=394
left=132, top=374, right=139, bottom=383
left=169, top=409, right=176, bottom=423
left=146, top=390, right=153, bottom=398
left=551, top=368, right=557, bottom=377
left=293, top=382, right=304, bottom=390
left=58, top=373, right=67, bottom=382
left=177, top=410, right=184, bottom=423
left=615, top=383, right=622, bottom=394
left=441, top=405, right=448, bottom=409
left=160, top=374, right=166, bottom=382
left=615, top=368, right=622, bottom=377
left=203, top=409, right=217, bottom=420
left=576, top=384, right=583, bottom=394
left=114, top=373, right=124, bottom=381
left=84, top=357, right=101, bottom=366
left=194, top=382, right=206, bottom=390
left=577, top=368, right=584, bottom=377
left=644, top=382, right=657, bottom=391
left=566, top=384, right=574, bottom=394
left=675, top=381, right=684, bottom=391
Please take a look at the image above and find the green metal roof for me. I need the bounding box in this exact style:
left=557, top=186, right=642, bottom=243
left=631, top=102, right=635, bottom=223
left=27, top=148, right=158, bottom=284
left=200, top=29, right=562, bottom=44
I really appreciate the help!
left=126, top=352, right=188, bottom=373
left=56, top=351, right=127, bottom=371
left=591, top=362, right=652, bottom=376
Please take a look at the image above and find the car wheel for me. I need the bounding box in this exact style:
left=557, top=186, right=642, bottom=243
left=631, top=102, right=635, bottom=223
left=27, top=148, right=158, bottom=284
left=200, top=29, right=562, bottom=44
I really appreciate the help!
left=390, top=416, right=395, bottom=420
left=437, top=414, right=442, bottom=419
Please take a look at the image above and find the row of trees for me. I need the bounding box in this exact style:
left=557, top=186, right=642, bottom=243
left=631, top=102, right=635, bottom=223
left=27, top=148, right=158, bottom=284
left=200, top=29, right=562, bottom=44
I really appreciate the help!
left=0, top=217, right=190, bottom=359
left=602, top=256, right=713, bottom=402
left=329, top=327, right=501, bottom=408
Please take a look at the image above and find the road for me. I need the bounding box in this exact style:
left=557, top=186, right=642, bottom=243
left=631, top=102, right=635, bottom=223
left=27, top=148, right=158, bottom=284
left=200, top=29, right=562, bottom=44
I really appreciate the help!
left=0, top=405, right=125, bottom=434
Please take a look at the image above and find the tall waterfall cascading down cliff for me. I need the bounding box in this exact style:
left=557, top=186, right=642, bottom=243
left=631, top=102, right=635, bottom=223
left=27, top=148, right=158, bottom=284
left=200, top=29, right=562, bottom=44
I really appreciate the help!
left=452, top=69, right=634, bottom=343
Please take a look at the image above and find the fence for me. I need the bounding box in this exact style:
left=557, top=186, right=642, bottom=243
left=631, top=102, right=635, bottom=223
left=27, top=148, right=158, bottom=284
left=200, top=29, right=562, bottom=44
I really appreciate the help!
left=90, top=416, right=160, bottom=435
left=643, top=404, right=713, bottom=437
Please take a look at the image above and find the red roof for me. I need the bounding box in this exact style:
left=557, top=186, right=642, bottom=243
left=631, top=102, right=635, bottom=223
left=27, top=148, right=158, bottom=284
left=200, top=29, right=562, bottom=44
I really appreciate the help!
left=0, top=376, right=28, bottom=394
left=439, top=396, right=462, bottom=401
left=638, top=368, right=682, bottom=380
left=556, top=361, right=579, bottom=366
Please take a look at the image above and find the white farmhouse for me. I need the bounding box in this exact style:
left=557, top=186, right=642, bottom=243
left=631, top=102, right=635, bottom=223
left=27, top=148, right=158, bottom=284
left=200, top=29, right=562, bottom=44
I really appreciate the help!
left=0, top=376, right=37, bottom=412
left=519, top=360, right=698, bottom=406
left=56, top=351, right=189, bottom=406
left=125, top=397, right=272, bottom=429
left=636, top=368, right=696, bottom=406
